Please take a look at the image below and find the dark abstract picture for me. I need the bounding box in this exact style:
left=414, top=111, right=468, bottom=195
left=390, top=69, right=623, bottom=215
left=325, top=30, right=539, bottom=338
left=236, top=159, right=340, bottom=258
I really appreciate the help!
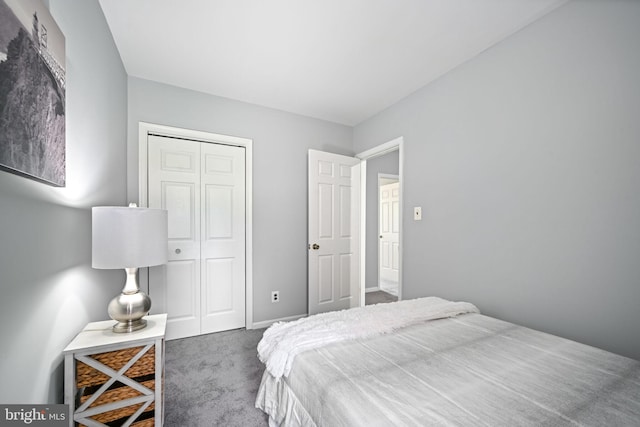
left=0, top=0, right=65, bottom=186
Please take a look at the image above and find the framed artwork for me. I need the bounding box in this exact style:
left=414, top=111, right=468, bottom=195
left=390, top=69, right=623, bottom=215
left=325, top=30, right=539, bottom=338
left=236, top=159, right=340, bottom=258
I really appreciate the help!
left=0, top=0, right=65, bottom=186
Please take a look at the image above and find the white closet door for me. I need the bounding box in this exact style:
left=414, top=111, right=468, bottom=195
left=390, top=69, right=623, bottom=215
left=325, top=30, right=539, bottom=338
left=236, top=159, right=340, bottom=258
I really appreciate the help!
left=200, top=143, right=246, bottom=333
left=147, top=134, right=246, bottom=340
left=148, top=135, right=201, bottom=339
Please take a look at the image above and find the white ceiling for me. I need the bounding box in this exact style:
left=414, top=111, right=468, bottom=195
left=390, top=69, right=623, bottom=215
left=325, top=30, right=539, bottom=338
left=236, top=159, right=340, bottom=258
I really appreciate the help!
left=99, top=0, right=567, bottom=126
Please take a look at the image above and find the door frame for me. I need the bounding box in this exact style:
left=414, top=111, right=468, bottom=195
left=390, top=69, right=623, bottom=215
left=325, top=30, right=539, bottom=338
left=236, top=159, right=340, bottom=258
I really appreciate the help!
left=138, top=121, right=254, bottom=329
left=356, top=136, right=404, bottom=305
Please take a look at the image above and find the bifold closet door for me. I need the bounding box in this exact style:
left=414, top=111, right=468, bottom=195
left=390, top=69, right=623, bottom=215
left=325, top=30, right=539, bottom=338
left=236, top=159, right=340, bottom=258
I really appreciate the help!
left=147, top=134, right=245, bottom=340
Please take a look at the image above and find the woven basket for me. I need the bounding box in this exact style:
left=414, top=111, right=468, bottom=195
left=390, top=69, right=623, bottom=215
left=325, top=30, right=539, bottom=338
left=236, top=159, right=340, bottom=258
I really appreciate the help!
left=131, top=418, right=155, bottom=427
left=80, top=379, right=155, bottom=407
left=76, top=345, right=155, bottom=388
left=79, top=400, right=155, bottom=425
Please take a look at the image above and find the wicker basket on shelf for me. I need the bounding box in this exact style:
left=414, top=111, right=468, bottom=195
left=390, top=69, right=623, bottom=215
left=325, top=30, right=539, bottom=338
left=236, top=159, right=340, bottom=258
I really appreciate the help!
left=75, top=345, right=157, bottom=426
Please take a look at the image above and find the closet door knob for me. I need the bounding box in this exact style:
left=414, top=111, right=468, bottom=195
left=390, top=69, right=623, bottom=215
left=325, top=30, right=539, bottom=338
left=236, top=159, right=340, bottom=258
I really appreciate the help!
left=175, top=248, right=181, bottom=254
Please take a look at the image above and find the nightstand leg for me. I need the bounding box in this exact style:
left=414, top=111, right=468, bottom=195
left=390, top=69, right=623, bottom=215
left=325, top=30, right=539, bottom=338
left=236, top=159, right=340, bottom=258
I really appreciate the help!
left=64, top=354, right=74, bottom=427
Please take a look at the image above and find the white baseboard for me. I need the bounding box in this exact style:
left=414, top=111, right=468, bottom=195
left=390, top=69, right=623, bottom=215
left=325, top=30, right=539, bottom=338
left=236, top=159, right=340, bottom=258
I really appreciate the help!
left=250, top=313, right=307, bottom=330
left=365, top=287, right=380, bottom=293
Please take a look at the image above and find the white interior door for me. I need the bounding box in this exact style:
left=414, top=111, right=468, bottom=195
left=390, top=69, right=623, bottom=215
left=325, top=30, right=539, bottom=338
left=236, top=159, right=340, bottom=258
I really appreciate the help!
left=147, top=134, right=245, bottom=340
left=308, top=149, right=360, bottom=315
left=379, top=181, right=399, bottom=295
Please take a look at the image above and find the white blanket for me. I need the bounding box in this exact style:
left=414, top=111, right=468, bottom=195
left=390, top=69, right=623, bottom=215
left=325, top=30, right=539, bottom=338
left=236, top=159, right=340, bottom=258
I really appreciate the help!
left=257, top=313, right=640, bottom=427
left=257, top=296, right=479, bottom=379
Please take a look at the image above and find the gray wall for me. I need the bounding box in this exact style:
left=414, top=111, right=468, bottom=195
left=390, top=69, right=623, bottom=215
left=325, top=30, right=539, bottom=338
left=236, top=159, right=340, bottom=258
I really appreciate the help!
left=0, top=0, right=127, bottom=403
left=127, top=77, right=353, bottom=324
left=364, top=151, right=399, bottom=290
left=3, top=0, right=638, bottom=407
left=353, top=1, right=640, bottom=361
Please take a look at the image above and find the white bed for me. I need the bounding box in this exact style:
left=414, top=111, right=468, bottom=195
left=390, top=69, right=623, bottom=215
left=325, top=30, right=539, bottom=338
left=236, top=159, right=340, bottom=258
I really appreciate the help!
left=255, top=297, right=640, bottom=426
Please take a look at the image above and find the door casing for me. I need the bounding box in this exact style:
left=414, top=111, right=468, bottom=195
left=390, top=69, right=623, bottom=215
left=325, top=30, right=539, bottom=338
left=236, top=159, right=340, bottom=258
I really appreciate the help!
left=138, top=122, right=254, bottom=330
left=356, top=137, right=404, bottom=305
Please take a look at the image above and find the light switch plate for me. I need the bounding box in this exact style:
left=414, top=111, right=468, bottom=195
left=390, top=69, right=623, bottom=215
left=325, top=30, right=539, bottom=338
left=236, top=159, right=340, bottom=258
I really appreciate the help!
left=414, top=206, right=422, bottom=221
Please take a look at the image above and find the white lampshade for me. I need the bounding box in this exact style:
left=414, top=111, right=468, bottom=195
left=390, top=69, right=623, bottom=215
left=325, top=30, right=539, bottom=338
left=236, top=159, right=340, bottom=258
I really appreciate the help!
left=92, top=206, right=168, bottom=269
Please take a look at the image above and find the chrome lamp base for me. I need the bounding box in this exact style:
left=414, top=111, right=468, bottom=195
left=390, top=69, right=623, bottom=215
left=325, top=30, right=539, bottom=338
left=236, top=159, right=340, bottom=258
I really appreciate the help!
left=108, top=267, right=152, bottom=333
left=112, top=318, right=148, bottom=333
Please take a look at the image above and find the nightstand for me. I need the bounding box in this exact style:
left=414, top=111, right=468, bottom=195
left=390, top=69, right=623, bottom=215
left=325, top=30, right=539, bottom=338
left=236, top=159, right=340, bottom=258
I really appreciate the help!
left=63, top=314, right=167, bottom=427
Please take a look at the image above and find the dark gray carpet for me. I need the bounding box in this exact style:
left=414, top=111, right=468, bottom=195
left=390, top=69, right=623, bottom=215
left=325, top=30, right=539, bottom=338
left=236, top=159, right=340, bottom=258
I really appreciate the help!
left=164, top=328, right=269, bottom=426
left=164, top=296, right=397, bottom=425
left=365, top=290, right=398, bottom=305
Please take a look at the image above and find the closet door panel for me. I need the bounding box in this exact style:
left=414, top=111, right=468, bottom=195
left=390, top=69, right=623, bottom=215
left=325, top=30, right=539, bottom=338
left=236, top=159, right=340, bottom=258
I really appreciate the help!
left=200, top=143, right=246, bottom=334
left=148, top=135, right=201, bottom=340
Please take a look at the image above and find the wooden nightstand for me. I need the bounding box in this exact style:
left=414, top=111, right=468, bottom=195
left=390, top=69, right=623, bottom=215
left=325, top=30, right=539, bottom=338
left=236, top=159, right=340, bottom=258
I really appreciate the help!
left=63, top=314, right=167, bottom=427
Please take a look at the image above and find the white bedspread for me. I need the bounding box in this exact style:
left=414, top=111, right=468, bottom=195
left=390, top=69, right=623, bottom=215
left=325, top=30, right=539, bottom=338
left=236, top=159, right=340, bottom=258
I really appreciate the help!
left=257, top=297, right=479, bottom=379
left=256, top=306, right=640, bottom=426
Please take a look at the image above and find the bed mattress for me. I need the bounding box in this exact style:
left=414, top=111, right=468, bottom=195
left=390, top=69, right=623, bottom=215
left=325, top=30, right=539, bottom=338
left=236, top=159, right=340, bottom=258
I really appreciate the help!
left=257, top=312, right=640, bottom=426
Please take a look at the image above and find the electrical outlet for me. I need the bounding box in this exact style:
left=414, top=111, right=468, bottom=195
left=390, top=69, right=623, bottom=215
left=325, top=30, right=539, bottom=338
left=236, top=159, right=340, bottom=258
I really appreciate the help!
left=271, top=291, right=280, bottom=303
left=414, top=206, right=422, bottom=221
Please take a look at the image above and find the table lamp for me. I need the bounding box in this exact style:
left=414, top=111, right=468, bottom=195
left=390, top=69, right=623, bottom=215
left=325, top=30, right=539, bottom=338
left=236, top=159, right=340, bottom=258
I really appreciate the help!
left=92, top=204, right=168, bottom=333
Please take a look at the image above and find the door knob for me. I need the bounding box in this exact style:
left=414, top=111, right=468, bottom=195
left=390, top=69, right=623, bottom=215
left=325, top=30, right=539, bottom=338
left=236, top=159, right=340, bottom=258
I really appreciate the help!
left=175, top=248, right=181, bottom=254
left=311, top=243, right=320, bottom=250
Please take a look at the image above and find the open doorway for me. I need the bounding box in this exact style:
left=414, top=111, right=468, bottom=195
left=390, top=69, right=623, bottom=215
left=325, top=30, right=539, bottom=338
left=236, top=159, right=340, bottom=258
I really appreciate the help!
left=307, top=138, right=403, bottom=314
left=356, top=138, right=403, bottom=306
